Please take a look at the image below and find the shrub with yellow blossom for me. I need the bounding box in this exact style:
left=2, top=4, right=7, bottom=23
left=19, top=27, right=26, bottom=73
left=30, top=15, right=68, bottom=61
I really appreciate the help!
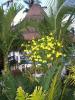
left=21, top=33, right=65, bottom=64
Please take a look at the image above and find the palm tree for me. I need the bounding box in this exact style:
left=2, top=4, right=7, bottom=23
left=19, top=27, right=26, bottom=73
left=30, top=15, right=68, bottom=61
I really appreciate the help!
left=38, top=0, right=75, bottom=37
left=37, top=0, right=75, bottom=56
left=0, top=5, right=27, bottom=72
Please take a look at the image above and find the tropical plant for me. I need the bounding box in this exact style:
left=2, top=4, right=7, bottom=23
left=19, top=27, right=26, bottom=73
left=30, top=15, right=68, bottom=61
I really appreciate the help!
left=0, top=6, right=17, bottom=71
left=66, top=65, right=75, bottom=86
left=15, top=86, right=45, bottom=100
left=22, top=32, right=64, bottom=64
left=47, top=67, right=62, bottom=100
left=0, top=5, right=28, bottom=71
left=0, top=0, right=75, bottom=100
left=2, top=72, right=17, bottom=100
left=14, top=66, right=65, bottom=100
left=15, top=86, right=26, bottom=100
left=39, top=0, right=75, bottom=47
left=28, top=86, right=45, bottom=100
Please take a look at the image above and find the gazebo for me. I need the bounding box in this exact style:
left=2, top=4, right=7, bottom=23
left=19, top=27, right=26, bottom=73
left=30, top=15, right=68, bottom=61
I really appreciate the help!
left=22, top=4, right=47, bottom=41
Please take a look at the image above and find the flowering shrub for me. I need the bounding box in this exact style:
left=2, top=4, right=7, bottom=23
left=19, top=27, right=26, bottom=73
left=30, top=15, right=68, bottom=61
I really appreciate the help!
left=22, top=33, right=65, bottom=63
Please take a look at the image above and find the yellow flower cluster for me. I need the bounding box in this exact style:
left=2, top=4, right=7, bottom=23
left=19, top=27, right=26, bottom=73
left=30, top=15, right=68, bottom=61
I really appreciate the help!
left=22, top=33, right=64, bottom=63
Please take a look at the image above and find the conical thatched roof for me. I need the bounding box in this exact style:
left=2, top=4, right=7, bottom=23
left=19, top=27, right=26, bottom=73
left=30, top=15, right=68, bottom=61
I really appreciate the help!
left=25, top=4, right=46, bottom=21
left=22, top=4, right=47, bottom=41
left=22, top=27, right=40, bottom=41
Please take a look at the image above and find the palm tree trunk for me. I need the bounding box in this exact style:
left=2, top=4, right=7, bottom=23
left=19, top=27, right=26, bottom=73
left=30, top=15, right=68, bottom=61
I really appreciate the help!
left=4, top=56, right=8, bottom=72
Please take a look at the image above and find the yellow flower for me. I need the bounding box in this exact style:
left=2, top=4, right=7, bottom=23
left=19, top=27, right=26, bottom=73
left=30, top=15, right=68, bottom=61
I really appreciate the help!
left=43, top=60, right=47, bottom=63
left=57, top=42, right=61, bottom=47
left=21, top=44, right=24, bottom=47
left=32, top=39, right=35, bottom=42
left=35, top=59, right=38, bottom=61
left=56, top=52, right=62, bottom=58
left=50, top=32, right=53, bottom=36
left=48, top=43, right=54, bottom=48
left=41, top=37, right=45, bottom=40
left=33, top=42, right=36, bottom=45
left=47, top=54, right=51, bottom=58
left=50, top=37, right=54, bottom=40
left=33, top=55, right=37, bottom=58
left=52, top=50, right=55, bottom=54
left=45, top=46, right=49, bottom=50
left=46, top=36, right=49, bottom=39
left=37, top=55, right=41, bottom=59
left=40, top=44, right=44, bottom=49
left=39, top=59, right=42, bottom=62
left=32, top=47, right=37, bottom=51
left=51, top=57, right=53, bottom=60
left=24, top=49, right=28, bottom=52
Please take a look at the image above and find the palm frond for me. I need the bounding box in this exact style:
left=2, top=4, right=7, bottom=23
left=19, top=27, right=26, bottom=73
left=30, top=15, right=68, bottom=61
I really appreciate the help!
left=55, top=5, right=75, bottom=37
left=28, top=86, right=45, bottom=100
left=40, top=63, right=59, bottom=91
left=47, top=66, right=62, bottom=100
left=66, top=66, right=75, bottom=86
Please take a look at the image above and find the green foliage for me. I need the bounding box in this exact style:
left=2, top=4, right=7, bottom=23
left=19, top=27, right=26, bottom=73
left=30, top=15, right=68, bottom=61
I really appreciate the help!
left=0, top=5, right=28, bottom=70
left=55, top=3, right=75, bottom=37
left=0, top=6, right=17, bottom=56
left=2, top=66, right=75, bottom=100
left=38, top=17, right=53, bottom=34
left=40, top=63, right=59, bottom=91
left=2, top=72, right=17, bottom=100
left=15, top=86, right=45, bottom=100
left=0, top=71, right=39, bottom=100
left=28, top=86, right=45, bottom=100
left=47, top=67, right=62, bottom=100
left=0, top=1, right=75, bottom=100
left=15, top=86, right=26, bottom=100
left=66, top=66, right=75, bottom=86
left=14, top=67, right=63, bottom=100
left=62, top=87, right=75, bottom=100
left=14, top=73, right=38, bottom=93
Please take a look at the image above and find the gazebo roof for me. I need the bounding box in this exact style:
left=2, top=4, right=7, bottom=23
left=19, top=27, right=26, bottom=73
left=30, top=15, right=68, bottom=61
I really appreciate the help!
left=22, top=27, right=40, bottom=41
left=25, top=4, right=46, bottom=21
left=22, top=4, right=47, bottom=41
